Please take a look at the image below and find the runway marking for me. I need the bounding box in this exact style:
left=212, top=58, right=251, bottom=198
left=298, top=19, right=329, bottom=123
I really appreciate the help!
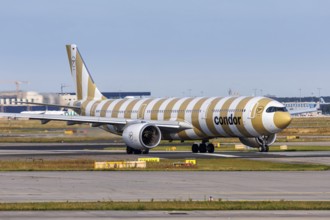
left=197, top=153, right=239, bottom=158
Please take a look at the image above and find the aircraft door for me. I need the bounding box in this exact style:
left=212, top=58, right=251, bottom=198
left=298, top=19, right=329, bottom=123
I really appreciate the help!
left=248, top=102, right=259, bottom=119
left=138, top=104, right=147, bottom=119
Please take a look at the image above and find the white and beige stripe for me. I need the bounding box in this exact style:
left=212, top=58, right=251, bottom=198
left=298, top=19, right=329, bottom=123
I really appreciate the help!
left=74, top=96, right=277, bottom=140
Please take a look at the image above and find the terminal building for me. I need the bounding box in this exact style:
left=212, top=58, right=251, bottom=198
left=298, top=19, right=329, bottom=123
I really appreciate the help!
left=0, top=91, right=151, bottom=113
left=282, top=101, right=322, bottom=116
left=272, top=96, right=330, bottom=116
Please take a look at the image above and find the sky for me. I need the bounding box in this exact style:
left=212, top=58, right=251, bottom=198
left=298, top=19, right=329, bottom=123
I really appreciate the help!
left=0, top=0, right=329, bottom=98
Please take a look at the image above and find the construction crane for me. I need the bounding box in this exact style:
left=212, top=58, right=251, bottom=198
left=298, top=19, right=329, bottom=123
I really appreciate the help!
left=0, top=80, right=29, bottom=98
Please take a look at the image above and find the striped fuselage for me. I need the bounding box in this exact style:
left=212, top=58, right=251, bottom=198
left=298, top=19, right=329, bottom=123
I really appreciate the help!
left=75, top=96, right=285, bottom=140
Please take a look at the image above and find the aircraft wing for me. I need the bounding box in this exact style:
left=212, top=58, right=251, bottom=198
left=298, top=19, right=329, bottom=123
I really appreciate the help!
left=0, top=113, right=192, bottom=130
left=15, top=101, right=81, bottom=111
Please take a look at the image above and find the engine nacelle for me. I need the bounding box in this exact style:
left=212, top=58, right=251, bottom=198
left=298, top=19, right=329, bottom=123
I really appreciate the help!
left=239, top=134, right=276, bottom=148
left=122, top=123, right=161, bottom=150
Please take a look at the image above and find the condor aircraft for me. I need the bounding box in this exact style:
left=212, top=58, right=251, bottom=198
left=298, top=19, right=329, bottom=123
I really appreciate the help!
left=0, top=44, right=293, bottom=154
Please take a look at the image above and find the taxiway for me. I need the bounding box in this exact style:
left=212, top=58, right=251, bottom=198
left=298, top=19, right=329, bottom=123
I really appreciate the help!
left=0, top=171, right=329, bottom=202
left=1, top=210, right=330, bottom=220
left=0, top=142, right=330, bottom=165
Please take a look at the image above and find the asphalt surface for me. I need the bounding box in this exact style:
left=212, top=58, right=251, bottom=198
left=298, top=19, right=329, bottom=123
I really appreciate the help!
left=1, top=171, right=329, bottom=202
left=1, top=143, right=330, bottom=219
left=1, top=143, right=330, bottom=164
left=1, top=211, right=330, bottom=220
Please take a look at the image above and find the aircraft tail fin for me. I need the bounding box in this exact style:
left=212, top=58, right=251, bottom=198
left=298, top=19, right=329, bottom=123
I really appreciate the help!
left=66, top=44, right=106, bottom=101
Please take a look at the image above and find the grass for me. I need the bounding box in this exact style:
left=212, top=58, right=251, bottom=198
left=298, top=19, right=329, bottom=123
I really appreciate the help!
left=0, top=119, right=88, bottom=129
left=147, top=158, right=330, bottom=171
left=270, top=145, right=330, bottom=151
left=288, top=117, right=330, bottom=128
left=0, top=158, right=328, bottom=171
left=0, top=159, right=93, bottom=171
left=0, top=136, right=114, bottom=143
left=0, top=201, right=329, bottom=211
left=0, top=119, right=120, bottom=143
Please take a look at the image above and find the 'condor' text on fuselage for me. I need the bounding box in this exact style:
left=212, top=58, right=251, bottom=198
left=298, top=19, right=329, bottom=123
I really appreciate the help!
left=214, top=114, right=242, bottom=126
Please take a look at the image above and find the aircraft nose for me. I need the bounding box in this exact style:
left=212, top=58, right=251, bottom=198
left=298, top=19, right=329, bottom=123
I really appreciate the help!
left=273, top=112, right=292, bottom=129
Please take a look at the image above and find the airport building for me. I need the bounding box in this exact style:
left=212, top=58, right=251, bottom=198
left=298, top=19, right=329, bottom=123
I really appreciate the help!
left=272, top=96, right=330, bottom=116
left=0, top=91, right=151, bottom=113
left=282, top=101, right=322, bottom=116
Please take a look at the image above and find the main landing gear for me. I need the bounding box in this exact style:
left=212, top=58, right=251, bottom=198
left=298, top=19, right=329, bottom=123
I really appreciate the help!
left=191, top=140, right=215, bottom=153
left=126, top=146, right=149, bottom=155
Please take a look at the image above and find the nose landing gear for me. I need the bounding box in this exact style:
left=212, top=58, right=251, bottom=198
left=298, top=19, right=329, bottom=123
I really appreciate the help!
left=192, top=140, right=215, bottom=153
left=258, top=144, right=269, bottom=152
left=257, top=136, right=270, bottom=152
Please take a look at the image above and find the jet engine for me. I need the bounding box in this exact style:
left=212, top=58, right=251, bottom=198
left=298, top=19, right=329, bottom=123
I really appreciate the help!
left=239, top=134, right=276, bottom=149
left=122, top=123, right=161, bottom=150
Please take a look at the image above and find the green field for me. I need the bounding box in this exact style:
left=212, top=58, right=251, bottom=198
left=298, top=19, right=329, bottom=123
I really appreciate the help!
left=0, top=201, right=329, bottom=211
left=0, top=158, right=328, bottom=171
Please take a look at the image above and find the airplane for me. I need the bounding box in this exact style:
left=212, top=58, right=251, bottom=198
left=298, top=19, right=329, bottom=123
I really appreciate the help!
left=0, top=44, right=293, bottom=154
left=283, top=97, right=323, bottom=116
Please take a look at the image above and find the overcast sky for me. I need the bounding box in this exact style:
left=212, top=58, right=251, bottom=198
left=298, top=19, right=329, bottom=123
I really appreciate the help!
left=0, top=0, right=329, bottom=98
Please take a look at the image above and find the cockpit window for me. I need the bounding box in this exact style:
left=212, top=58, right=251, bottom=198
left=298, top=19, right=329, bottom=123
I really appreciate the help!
left=266, top=106, right=288, bottom=113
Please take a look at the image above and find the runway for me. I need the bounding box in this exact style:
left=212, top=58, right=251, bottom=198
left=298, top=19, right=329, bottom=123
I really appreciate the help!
left=1, top=142, right=330, bottom=165
left=1, top=171, right=329, bottom=202
left=2, top=210, right=330, bottom=220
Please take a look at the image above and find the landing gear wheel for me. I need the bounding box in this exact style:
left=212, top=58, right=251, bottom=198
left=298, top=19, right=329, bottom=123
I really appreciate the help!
left=126, top=146, right=133, bottom=154
left=133, top=149, right=142, bottom=154
left=258, top=145, right=269, bottom=152
left=207, top=143, right=215, bottom=153
left=256, top=135, right=275, bottom=153
left=199, top=143, right=207, bottom=153
left=192, top=144, right=199, bottom=153
left=265, top=145, right=269, bottom=152
left=142, top=149, right=149, bottom=154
